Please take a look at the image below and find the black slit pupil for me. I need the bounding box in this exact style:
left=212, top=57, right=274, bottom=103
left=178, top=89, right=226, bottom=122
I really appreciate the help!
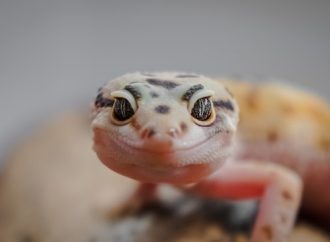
left=191, top=97, right=212, bottom=121
left=113, top=98, right=135, bottom=121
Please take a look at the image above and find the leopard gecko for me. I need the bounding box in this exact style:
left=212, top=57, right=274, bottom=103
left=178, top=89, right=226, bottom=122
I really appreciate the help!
left=91, top=72, right=330, bottom=242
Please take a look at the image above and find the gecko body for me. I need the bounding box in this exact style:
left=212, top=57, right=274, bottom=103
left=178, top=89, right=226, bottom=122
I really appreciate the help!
left=91, top=72, right=330, bottom=242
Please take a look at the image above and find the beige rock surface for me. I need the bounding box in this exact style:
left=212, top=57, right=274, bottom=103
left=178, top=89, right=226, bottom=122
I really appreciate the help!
left=0, top=113, right=329, bottom=242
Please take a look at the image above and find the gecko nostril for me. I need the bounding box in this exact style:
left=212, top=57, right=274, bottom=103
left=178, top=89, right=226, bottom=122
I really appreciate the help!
left=141, top=128, right=156, bottom=139
left=141, top=126, right=182, bottom=139
left=148, top=129, right=156, bottom=138
left=167, top=128, right=179, bottom=138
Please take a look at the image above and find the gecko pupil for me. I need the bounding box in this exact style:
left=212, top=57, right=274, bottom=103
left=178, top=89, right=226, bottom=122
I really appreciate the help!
left=191, top=97, right=212, bottom=121
left=113, top=98, right=135, bottom=121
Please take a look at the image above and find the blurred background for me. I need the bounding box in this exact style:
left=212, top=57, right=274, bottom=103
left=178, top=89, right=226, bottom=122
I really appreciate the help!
left=0, top=0, right=329, bottom=165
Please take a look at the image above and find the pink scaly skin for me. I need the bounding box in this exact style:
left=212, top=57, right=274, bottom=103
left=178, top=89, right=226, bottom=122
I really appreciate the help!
left=91, top=72, right=330, bottom=242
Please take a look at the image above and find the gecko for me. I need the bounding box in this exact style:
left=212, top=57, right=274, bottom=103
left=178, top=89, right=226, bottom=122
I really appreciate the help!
left=91, top=72, right=330, bottom=242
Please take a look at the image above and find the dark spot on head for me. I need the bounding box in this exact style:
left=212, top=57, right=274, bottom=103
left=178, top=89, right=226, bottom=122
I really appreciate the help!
left=124, top=85, right=142, bottom=99
left=94, top=92, right=103, bottom=105
left=261, top=225, right=273, bottom=240
left=180, top=122, right=187, bottom=132
left=155, top=105, right=170, bottom=114
left=146, top=79, right=179, bottom=89
left=150, top=92, right=159, bottom=98
left=267, top=130, right=278, bottom=143
left=182, top=84, right=204, bottom=101
left=100, top=98, right=114, bottom=107
left=176, top=74, right=200, bottom=78
left=281, top=190, right=293, bottom=201
left=94, top=92, right=114, bottom=108
left=213, top=100, right=234, bottom=111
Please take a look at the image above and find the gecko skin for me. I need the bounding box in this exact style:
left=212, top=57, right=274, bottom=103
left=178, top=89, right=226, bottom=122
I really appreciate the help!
left=91, top=72, right=330, bottom=242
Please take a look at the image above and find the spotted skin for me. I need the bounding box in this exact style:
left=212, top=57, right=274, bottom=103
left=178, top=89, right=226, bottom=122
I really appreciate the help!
left=146, top=78, right=180, bottom=89
left=181, top=84, right=204, bottom=101
left=91, top=72, right=330, bottom=242
left=154, top=105, right=170, bottom=114
left=150, top=92, right=159, bottom=98
left=94, top=92, right=114, bottom=108
left=213, top=99, right=235, bottom=111
left=124, top=85, right=142, bottom=99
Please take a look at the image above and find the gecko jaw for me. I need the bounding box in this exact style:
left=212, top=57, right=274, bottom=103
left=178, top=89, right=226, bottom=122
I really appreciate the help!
left=93, top=127, right=234, bottom=184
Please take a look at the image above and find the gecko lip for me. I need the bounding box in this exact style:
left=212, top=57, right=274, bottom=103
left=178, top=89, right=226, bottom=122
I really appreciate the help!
left=111, top=133, right=220, bottom=155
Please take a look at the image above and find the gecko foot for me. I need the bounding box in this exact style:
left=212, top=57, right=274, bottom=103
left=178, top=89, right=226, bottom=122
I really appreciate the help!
left=106, top=183, right=159, bottom=219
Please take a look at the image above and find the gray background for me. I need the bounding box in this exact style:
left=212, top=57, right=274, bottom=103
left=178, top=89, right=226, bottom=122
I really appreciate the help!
left=0, top=0, right=329, bottom=163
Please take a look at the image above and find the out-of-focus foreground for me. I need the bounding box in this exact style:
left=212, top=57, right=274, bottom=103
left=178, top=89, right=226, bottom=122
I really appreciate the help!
left=0, top=114, right=329, bottom=242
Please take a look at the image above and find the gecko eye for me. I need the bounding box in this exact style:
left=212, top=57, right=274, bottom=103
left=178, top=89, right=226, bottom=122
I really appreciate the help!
left=113, top=98, right=135, bottom=121
left=188, top=90, right=216, bottom=126
left=110, top=90, right=137, bottom=125
left=191, top=97, right=212, bottom=120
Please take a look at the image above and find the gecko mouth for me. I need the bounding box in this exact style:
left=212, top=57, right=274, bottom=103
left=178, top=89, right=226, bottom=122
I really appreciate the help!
left=107, top=130, right=233, bottom=168
left=93, top=128, right=233, bottom=184
left=111, top=132, right=221, bottom=155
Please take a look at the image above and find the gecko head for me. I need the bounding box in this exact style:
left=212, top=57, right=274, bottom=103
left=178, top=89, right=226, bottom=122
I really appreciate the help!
left=91, top=72, right=239, bottom=185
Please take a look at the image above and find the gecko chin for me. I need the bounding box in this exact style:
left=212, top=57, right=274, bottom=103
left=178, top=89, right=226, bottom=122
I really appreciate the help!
left=93, top=128, right=234, bottom=185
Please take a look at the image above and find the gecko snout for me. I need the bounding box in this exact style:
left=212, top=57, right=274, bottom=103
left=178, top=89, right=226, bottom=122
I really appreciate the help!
left=140, top=122, right=186, bottom=140
left=139, top=125, right=184, bottom=153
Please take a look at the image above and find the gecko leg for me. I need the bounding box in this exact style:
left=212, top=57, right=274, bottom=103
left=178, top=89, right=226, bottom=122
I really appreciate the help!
left=108, top=183, right=158, bottom=218
left=189, top=160, right=302, bottom=242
